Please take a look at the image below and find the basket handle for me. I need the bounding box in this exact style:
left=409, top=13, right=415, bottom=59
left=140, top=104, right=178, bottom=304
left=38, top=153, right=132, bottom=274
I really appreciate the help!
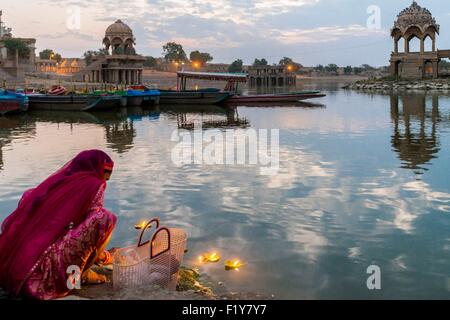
left=137, top=218, right=160, bottom=247
left=150, top=227, right=171, bottom=259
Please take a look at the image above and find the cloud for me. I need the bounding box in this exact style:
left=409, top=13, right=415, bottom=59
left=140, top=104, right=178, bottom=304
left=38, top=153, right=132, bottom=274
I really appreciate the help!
left=35, top=31, right=97, bottom=42
left=48, top=0, right=320, bottom=25
left=358, top=177, right=450, bottom=233
left=3, top=0, right=399, bottom=64
left=270, top=24, right=388, bottom=44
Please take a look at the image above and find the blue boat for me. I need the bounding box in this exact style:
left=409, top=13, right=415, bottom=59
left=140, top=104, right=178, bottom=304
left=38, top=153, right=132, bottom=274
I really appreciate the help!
left=126, top=89, right=160, bottom=107
left=0, top=90, right=29, bottom=115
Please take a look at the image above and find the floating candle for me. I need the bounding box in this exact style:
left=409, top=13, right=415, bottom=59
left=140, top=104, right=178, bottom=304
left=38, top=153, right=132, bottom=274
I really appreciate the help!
left=224, top=259, right=244, bottom=271
left=134, top=220, right=149, bottom=230
left=198, top=252, right=221, bottom=263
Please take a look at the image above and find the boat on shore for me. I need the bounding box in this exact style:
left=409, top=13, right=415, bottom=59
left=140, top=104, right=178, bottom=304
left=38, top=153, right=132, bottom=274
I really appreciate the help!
left=0, top=90, right=29, bottom=115
left=223, top=91, right=326, bottom=104
left=27, top=94, right=123, bottom=111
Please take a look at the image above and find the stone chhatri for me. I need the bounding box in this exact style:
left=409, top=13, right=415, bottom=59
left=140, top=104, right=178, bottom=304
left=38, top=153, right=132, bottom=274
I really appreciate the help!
left=392, top=0, right=440, bottom=34
left=389, top=1, right=449, bottom=79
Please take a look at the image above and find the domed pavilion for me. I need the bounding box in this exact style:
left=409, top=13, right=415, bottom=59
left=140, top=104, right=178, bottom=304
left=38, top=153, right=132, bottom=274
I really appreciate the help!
left=390, top=1, right=450, bottom=79
left=103, top=19, right=135, bottom=55
left=80, top=19, right=145, bottom=85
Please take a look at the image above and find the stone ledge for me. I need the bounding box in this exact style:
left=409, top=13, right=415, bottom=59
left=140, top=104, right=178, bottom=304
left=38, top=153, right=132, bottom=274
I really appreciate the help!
left=346, top=78, right=450, bottom=91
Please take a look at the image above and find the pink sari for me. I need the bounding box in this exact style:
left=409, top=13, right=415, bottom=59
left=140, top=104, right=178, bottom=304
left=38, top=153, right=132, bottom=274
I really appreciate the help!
left=0, top=150, right=117, bottom=299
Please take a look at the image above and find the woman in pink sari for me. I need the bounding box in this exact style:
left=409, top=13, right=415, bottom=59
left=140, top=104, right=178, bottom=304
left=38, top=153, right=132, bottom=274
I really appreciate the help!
left=0, top=149, right=117, bottom=300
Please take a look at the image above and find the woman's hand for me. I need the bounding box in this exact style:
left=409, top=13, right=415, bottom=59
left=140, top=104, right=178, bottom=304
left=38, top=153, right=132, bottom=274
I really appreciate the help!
left=108, top=247, right=120, bottom=256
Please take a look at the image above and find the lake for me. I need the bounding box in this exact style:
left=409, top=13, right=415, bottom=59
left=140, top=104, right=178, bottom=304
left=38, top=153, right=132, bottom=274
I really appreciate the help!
left=1, top=84, right=450, bottom=299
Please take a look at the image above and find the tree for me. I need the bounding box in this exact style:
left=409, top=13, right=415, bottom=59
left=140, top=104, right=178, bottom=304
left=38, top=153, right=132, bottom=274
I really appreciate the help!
left=353, top=67, right=363, bottom=75
left=125, top=47, right=136, bottom=55
left=228, top=59, right=243, bottom=73
left=39, top=49, right=53, bottom=59
left=440, top=60, right=450, bottom=70
left=343, top=66, right=353, bottom=75
left=361, top=64, right=375, bottom=71
left=144, top=56, right=158, bottom=68
left=114, top=46, right=124, bottom=55
left=325, top=64, right=339, bottom=74
left=314, top=64, right=324, bottom=73
left=252, top=58, right=268, bottom=67
left=83, top=48, right=108, bottom=66
left=279, top=57, right=294, bottom=66
left=279, top=57, right=301, bottom=72
left=4, top=39, right=31, bottom=59
left=163, top=42, right=187, bottom=63
left=189, top=50, right=213, bottom=66
left=39, top=49, right=62, bottom=62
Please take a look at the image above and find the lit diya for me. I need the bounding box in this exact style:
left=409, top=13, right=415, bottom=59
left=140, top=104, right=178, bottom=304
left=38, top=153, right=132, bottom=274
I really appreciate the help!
left=224, top=259, right=245, bottom=271
left=198, top=252, right=221, bottom=263
left=134, top=220, right=149, bottom=230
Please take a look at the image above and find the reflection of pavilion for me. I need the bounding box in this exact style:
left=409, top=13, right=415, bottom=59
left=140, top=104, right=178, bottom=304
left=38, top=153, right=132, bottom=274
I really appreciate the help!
left=102, top=115, right=136, bottom=154
left=390, top=94, right=440, bottom=173
left=169, top=106, right=250, bottom=130
left=9, top=111, right=138, bottom=155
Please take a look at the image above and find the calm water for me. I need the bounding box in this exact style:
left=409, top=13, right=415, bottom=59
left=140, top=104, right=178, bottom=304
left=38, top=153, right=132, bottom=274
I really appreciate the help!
left=1, top=85, right=450, bottom=299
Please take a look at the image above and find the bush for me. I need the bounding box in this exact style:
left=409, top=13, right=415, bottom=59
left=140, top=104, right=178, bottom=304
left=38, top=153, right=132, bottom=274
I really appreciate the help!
left=3, top=39, right=31, bottom=59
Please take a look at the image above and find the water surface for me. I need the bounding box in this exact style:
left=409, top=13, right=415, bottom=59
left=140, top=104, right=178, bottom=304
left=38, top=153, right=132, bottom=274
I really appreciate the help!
left=1, top=85, right=450, bottom=299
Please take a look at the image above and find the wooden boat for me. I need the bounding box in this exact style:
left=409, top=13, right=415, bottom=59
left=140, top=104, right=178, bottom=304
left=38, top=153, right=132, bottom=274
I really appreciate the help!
left=27, top=94, right=123, bottom=111
left=174, top=72, right=326, bottom=104
left=159, top=90, right=230, bottom=105
left=90, top=90, right=128, bottom=107
left=0, top=90, right=29, bottom=115
left=224, top=91, right=326, bottom=104
left=125, top=89, right=160, bottom=107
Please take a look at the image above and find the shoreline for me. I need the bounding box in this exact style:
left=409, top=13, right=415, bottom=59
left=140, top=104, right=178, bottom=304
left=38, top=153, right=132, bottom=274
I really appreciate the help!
left=0, top=266, right=273, bottom=301
left=1, top=73, right=371, bottom=91
left=347, top=78, right=450, bottom=91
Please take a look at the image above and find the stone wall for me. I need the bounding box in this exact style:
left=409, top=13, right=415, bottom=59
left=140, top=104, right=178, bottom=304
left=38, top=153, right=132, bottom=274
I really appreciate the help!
left=349, top=78, right=450, bottom=91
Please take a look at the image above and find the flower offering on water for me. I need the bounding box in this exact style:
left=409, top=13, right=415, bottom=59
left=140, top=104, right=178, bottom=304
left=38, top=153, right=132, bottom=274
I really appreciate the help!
left=198, top=252, right=221, bottom=263
left=134, top=220, right=149, bottom=230
left=225, top=259, right=244, bottom=271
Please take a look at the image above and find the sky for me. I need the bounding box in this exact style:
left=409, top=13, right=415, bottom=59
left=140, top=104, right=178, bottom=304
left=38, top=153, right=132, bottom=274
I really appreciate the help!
left=1, top=0, right=450, bottom=67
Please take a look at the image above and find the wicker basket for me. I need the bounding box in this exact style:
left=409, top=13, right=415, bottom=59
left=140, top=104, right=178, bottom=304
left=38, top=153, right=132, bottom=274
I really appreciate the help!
left=112, top=218, right=187, bottom=290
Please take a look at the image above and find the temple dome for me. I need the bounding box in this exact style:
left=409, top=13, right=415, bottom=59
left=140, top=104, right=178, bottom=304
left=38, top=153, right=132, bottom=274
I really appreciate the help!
left=105, top=19, right=133, bottom=37
left=103, top=19, right=135, bottom=53
left=392, top=1, right=439, bottom=35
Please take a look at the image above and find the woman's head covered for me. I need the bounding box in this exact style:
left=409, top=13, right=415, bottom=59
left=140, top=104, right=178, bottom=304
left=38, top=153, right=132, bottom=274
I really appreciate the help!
left=62, top=149, right=114, bottom=180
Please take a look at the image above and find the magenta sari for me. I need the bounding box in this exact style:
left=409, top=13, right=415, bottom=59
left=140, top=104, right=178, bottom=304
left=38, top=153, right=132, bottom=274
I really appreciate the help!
left=0, top=150, right=117, bottom=299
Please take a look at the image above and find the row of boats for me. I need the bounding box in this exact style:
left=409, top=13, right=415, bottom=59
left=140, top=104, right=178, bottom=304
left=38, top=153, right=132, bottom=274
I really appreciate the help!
left=0, top=85, right=326, bottom=116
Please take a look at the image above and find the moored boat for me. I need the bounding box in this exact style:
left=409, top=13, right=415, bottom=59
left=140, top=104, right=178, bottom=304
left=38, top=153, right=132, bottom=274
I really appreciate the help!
left=0, top=90, right=29, bottom=115
left=27, top=94, right=123, bottom=111
left=223, top=91, right=326, bottom=104
left=159, top=90, right=230, bottom=105
left=126, top=89, right=160, bottom=107
left=90, top=90, right=128, bottom=107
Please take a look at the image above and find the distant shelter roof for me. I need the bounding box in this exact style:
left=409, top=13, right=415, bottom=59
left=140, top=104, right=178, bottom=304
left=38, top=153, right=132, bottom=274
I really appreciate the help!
left=177, top=71, right=248, bottom=82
